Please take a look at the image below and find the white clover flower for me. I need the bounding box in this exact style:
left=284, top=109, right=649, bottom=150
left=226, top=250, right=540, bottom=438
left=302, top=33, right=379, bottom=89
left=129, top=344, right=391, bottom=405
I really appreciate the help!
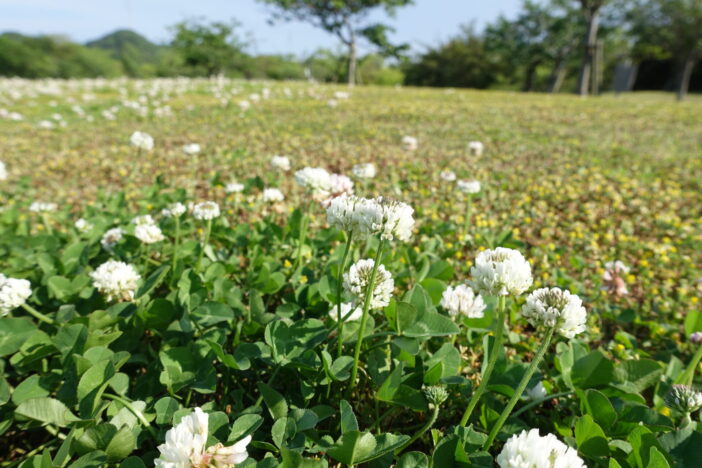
left=38, top=120, right=55, bottom=129
left=497, top=429, right=585, bottom=468
left=90, top=260, right=140, bottom=301
left=182, top=143, right=201, bottom=155
left=457, top=180, right=481, bottom=194
left=326, top=173, right=354, bottom=201
left=261, top=188, right=285, bottom=203
left=101, top=227, right=124, bottom=250
left=135, top=223, right=165, bottom=244
left=343, top=259, right=394, bottom=310
left=356, top=197, right=415, bottom=242
left=468, top=140, right=484, bottom=156
left=74, top=218, right=93, bottom=233
left=440, top=170, right=456, bottom=182
left=326, top=194, right=362, bottom=233
left=131, top=214, right=155, bottom=226
left=440, top=284, right=486, bottom=319
left=470, top=248, right=532, bottom=297
left=334, top=91, right=350, bottom=100
left=129, top=131, right=154, bottom=151
left=155, top=407, right=251, bottom=468
left=0, top=161, right=7, bottom=181
left=29, top=202, right=57, bottom=213
left=238, top=100, right=251, bottom=111
left=521, top=287, right=587, bottom=339
left=271, top=155, right=291, bottom=171
left=161, top=203, right=186, bottom=218
left=327, top=99, right=338, bottom=108
left=665, top=385, right=702, bottom=414
left=402, top=135, right=418, bottom=151
left=329, top=302, right=363, bottom=322
left=525, top=381, right=548, bottom=401
left=295, top=167, right=332, bottom=199
left=225, top=182, right=245, bottom=194
left=192, top=201, right=220, bottom=221
left=352, top=163, right=376, bottom=179
left=602, top=260, right=629, bottom=296
left=0, top=274, right=31, bottom=316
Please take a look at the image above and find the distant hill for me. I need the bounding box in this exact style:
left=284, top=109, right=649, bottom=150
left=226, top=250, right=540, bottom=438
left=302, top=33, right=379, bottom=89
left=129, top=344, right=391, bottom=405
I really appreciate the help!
left=86, top=29, right=161, bottom=64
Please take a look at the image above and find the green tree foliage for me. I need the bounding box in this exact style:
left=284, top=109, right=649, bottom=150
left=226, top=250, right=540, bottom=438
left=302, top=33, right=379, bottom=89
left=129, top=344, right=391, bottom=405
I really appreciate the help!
left=403, top=26, right=499, bottom=89
left=86, top=29, right=163, bottom=77
left=258, top=0, right=413, bottom=85
left=0, top=33, right=122, bottom=78
left=627, top=0, right=702, bottom=100
left=169, top=19, right=248, bottom=76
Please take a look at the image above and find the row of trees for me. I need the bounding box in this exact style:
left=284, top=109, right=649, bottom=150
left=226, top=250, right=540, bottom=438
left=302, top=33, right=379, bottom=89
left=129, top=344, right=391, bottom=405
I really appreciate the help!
left=0, top=0, right=700, bottom=97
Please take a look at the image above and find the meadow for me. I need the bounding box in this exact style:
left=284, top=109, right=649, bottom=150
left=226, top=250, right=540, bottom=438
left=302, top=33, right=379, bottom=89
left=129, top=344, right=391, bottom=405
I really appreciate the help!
left=0, top=78, right=701, bottom=467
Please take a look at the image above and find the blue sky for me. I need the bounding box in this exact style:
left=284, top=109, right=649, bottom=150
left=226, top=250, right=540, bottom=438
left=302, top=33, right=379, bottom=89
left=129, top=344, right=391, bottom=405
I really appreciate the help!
left=0, top=0, right=522, bottom=56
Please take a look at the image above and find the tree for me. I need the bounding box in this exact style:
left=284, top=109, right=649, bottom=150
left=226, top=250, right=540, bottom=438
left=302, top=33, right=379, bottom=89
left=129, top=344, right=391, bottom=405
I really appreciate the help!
left=170, top=19, right=247, bottom=76
left=628, top=0, right=702, bottom=100
left=576, top=0, right=609, bottom=95
left=258, top=0, right=413, bottom=86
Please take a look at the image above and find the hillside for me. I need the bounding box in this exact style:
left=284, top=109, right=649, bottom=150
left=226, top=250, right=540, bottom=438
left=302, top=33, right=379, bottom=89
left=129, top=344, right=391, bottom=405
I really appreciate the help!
left=86, top=29, right=161, bottom=63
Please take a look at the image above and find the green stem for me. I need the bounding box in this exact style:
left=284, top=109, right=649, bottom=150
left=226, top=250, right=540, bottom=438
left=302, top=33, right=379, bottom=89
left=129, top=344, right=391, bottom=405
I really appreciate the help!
left=172, top=216, right=180, bottom=275
left=41, top=213, right=52, bottom=235
left=21, top=303, right=54, bottom=325
left=463, top=196, right=472, bottom=240
left=196, top=218, right=212, bottom=273
left=336, top=232, right=354, bottom=358
left=459, top=295, right=506, bottom=426
left=103, top=393, right=157, bottom=438
left=510, top=391, right=574, bottom=418
left=347, top=240, right=386, bottom=397
left=676, top=344, right=702, bottom=385
left=483, top=327, right=555, bottom=450
left=395, top=405, right=440, bottom=455
left=295, top=202, right=311, bottom=270
left=254, top=366, right=281, bottom=407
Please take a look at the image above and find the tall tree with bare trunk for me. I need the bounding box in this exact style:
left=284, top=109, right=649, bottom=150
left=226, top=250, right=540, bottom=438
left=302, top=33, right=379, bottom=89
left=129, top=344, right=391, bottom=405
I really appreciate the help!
left=576, top=0, right=608, bottom=95
left=258, top=0, right=412, bottom=86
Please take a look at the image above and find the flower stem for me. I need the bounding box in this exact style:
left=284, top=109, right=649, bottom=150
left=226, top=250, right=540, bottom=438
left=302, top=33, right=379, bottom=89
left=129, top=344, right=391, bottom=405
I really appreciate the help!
left=294, top=202, right=310, bottom=270
left=676, top=344, right=702, bottom=386
left=510, top=390, right=574, bottom=418
left=347, top=240, right=386, bottom=397
left=21, top=303, right=54, bottom=325
left=463, top=196, right=472, bottom=240
left=459, top=295, right=506, bottom=426
left=483, top=326, right=555, bottom=450
left=395, top=404, right=440, bottom=455
left=103, top=393, right=157, bottom=438
left=196, top=218, right=212, bottom=273
left=172, top=216, right=181, bottom=275
left=336, top=232, right=354, bottom=358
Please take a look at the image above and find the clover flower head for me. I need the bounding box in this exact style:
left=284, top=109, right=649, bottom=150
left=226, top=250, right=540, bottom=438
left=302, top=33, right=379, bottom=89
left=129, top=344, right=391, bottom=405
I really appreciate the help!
left=30, top=202, right=57, bottom=213
left=440, top=170, right=456, bottom=182
left=132, top=215, right=155, bottom=226
left=162, top=203, right=186, bottom=218
left=690, top=332, right=702, bottom=344
left=603, top=260, right=629, bottom=296
left=423, top=385, right=449, bottom=407
left=225, top=182, right=245, bottom=194
left=665, top=385, right=702, bottom=414
left=101, top=227, right=124, bottom=250
left=0, top=161, right=7, bottom=180
left=343, top=259, right=394, bottom=310
left=359, top=197, right=415, bottom=242
left=271, top=155, right=291, bottom=171
left=0, top=274, right=31, bottom=317
left=155, top=407, right=251, bottom=468
left=182, top=143, right=201, bottom=155
left=457, top=180, right=481, bottom=194
left=329, top=302, right=362, bottom=322
left=261, top=188, right=285, bottom=203
left=497, top=429, right=585, bottom=468
left=90, top=260, right=140, bottom=302
left=525, top=381, right=548, bottom=401
left=402, top=135, right=418, bottom=151
left=74, top=218, right=93, bottom=233
left=470, top=247, right=533, bottom=297
left=192, top=201, right=220, bottom=221
left=440, top=284, right=486, bottom=319
left=521, top=287, right=587, bottom=339
left=295, top=167, right=332, bottom=199
left=135, top=223, right=165, bottom=244
left=129, top=131, right=154, bottom=151
left=468, top=141, right=484, bottom=156
left=352, top=163, right=376, bottom=179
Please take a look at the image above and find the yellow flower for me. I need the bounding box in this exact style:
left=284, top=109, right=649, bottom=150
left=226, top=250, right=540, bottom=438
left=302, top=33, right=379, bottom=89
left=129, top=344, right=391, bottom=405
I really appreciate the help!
left=283, top=259, right=292, bottom=268
left=299, top=275, right=308, bottom=284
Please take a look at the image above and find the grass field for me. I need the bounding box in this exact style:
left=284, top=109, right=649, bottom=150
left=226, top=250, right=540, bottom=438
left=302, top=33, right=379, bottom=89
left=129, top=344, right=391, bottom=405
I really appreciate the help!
left=1, top=79, right=701, bottom=467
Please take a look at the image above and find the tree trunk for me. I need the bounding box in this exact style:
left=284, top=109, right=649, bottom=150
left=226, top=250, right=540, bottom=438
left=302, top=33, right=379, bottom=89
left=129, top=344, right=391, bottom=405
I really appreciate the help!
left=577, top=6, right=600, bottom=96
left=677, top=56, right=696, bottom=101
left=548, top=59, right=567, bottom=93
left=347, top=31, right=357, bottom=87
left=522, top=60, right=541, bottom=92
